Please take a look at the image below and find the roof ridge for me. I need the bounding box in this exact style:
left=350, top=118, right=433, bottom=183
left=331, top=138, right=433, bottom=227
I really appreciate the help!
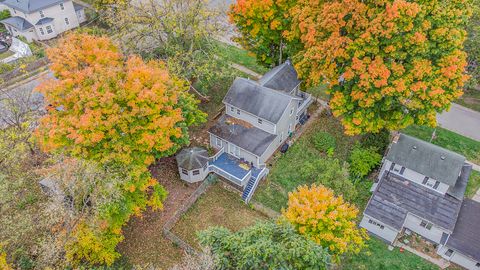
left=400, top=133, right=466, bottom=160
left=235, top=77, right=297, bottom=100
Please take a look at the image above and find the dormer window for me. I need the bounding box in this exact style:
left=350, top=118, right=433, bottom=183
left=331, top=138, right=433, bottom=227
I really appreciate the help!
left=258, top=118, right=262, bottom=124
left=39, top=10, right=45, bottom=18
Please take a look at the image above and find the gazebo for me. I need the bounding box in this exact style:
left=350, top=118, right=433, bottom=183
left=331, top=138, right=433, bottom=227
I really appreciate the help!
left=175, top=147, right=210, bottom=183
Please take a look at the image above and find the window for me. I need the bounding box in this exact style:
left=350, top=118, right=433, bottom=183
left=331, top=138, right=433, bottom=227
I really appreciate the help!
left=475, top=262, right=480, bottom=268
left=399, top=166, right=405, bottom=175
left=60, top=3, right=64, bottom=10
left=192, top=170, right=200, bottom=176
left=46, top=25, right=53, bottom=34
left=258, top=118, right=262, bottom=124
left=39, top=27, right=44, bottom=35
left=13, top=9, right=16, bottom=14
left=389, top=162, right=395, bottom=170
left=433, top=181, right=440, bottom=189
left=230, top=106, right=234, bottom=112
left=181, top=168, right=188, bottom=175
left=444, top=249, right=454, bottom=257
left=64, top=17, right=69, bottom=25
left=39, top=10, right=44, bottom=18
left=215, top=137, right=222, bottom=147
left=288, top=123, right=292, bottom=133
left=420, top=220, right=433, bottom=230
left=368, top=219, right=385, bottom=229
left=422, top=177, right=429, bottom=184
left=237, top=109, right=240, bottom=115
left=290, top=107, right=294, bottom=115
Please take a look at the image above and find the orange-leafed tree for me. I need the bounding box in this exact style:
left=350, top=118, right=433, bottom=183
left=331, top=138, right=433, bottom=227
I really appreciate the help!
left=36, top=33, right=206, bottom=167
left=288, top=0, right=471, bottom=135
left=283, top=184, right=368, bottom=257
left=229, top=0, right=299, bottom=66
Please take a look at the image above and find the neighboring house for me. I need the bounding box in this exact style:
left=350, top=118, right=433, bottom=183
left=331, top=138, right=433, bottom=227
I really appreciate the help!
left=0, top=0, right=86, bottom=42
left=176, top=61, right=313, bottom=202
left=360, top=133, right=480, bottom=270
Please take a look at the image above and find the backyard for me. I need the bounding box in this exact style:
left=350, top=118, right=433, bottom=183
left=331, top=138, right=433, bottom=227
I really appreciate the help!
left=172, top=182, right=267, bottom=248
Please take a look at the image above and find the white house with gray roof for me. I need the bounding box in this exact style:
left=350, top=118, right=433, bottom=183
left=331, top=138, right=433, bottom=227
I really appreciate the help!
left=1, top=0, right=86, bottom=42
left=361, top=133, right=480, bottom=269
left=176, top=61, right=312, bottom=203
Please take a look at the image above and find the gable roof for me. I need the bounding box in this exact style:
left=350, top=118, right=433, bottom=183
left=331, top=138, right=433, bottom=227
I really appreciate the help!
left=386, top=134, right=465, bottom=186
left=223, top=78, right=294, bottom=124
left=176, top=147, right=209, bottom=170
left=364, top=172, right=463, bottom=232
left=209, top=115, right=277, bottom=157
left=2, top=0, right=64, bottom=13
left=258, top=60, right=301, bottom=93
left=445, top=199, right=480, bottom=262
left=35, top=17, right=54, bottom=25
left=1, top=16, right=33, bottom=30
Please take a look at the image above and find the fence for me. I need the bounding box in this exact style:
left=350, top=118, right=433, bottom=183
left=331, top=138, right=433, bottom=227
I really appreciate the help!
left=162, top=174, right=216, bottom=254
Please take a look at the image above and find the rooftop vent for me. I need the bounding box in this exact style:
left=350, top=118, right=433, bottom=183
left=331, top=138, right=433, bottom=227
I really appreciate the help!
left=441, top=156, right=446, bottom=160
left=412, top=145, right=417, bottom=150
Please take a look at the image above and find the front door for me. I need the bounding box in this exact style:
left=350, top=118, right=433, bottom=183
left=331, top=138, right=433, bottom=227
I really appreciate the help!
left=229, top=144, right=240, bottom=158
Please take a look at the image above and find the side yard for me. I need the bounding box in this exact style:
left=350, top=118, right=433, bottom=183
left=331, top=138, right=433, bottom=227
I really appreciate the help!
left=172, top=182, right=267, bottom=249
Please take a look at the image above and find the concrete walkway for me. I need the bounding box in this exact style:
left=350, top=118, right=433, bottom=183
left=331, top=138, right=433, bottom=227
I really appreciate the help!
left=229, top=62, right=261, bottom=79
left=395, top=242, right=451, bottom=269
left=437, top=103, right=480, bottom=142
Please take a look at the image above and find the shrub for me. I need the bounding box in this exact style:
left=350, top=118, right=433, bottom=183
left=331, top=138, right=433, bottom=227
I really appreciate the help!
left=349, top=146, right=382, bottom=179
left=313, top=131, right=336, bottom=152
left=361, top=129, right=390, bottom=154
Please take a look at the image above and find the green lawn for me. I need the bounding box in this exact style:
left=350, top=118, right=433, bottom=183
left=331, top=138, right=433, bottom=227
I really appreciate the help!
left=172, top=182, right=267, bottom=248
left=340, top=238, right=439, bottom=270
left=253, top=113, right=368, bottom=212
left=214, top=41, right=268, bottom=75
left=0, top=50, right=14, bottom=60
left=456, top=88, right=480, bottom=112
left=466, top=170, right=480, bottom=198
left=402, top=125, right=480, bottom=164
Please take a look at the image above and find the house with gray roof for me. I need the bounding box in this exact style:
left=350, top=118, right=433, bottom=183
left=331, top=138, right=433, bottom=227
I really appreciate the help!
left=175, top=61, right=312, bottom=203
left=361, top=133, right=479, bottom=269
left=1, top=0, right=86, bottom=42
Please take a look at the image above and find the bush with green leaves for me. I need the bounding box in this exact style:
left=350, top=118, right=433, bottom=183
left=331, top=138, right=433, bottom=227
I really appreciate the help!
left=348, top=146, right=382, bottom=180
left=360, top=129, right=391, bottom=154
left=198, top=221, right=330, bottom=270
left=312, top=131, right=336, bottom=153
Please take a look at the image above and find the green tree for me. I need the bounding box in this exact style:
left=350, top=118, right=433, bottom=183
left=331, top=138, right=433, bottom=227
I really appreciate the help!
left=198, top=221, right=330, bottom=270
left=348, top=146, right=382, bottom=180
left=229, top=0, right=299, bottom=66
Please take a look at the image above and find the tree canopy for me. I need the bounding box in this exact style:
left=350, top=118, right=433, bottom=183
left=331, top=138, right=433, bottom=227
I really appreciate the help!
left=198, top=221, right=330, bottom=270
left=283, top=184, right=368, bottom=257
left=230, top=0, right=472, bottom=135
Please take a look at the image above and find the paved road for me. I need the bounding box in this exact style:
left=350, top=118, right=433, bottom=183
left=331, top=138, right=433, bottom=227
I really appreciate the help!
left=437, top=103, right=480, bottom=142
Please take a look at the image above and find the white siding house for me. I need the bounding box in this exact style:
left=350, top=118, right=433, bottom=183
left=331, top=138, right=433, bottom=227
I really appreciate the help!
left=1, top=0, right=86, bottom=42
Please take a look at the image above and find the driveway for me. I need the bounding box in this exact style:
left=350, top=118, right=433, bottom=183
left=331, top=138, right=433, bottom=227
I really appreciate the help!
left=437, top=103, right=480, bottom=142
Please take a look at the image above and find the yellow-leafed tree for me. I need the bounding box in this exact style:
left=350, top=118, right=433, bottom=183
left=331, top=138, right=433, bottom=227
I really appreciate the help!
left=283, top=184, right=368, bottom=257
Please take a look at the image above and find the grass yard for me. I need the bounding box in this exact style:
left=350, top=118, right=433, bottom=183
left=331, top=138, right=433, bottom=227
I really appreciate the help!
left=340, top=238, right=439, bottom=270
left=307, top=84, right=330, bottom=101
left=214, top=41, right=268, bottom=74
left=172, top=182, right=267, bottom=249
left=402, top=125, right=480, bottom=164
left=253, top=113, right=369, bottom=212
left=466, top=170, right=480, bottom=198
left=456, top=88, right=480, bottom=112
left=0, top=50, right=14, bottom=60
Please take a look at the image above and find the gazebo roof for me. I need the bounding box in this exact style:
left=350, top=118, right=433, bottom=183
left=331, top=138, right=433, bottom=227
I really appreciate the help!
left=176, top=147, right=209, bottom=170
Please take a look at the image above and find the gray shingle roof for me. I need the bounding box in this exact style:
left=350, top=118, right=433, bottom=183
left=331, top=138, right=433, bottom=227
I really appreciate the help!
left=35, top=17, right=54, bottom=25
left=223, top=78, right=294, bottom=124
left=446, top=199, right=480, bottom=262
left=447, top=163, right=472, bottom=200
left=2, top=0, right=64, bottom=13
left=364, top=172, right=463, bottom=232
left=258, top=60, right=301, bottom=93
left=209, top=115, right=277, bottom=157
left=386, top=134, right=465, bottom=186
left=1, top=16, right=33, bottom=30
left=176, top=147, right=209, bottom=170
left=73, top=2, right=84, bottom=11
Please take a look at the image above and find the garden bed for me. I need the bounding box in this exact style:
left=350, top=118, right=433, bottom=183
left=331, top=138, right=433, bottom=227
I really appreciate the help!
left=171, top=182, right=267, bottom=249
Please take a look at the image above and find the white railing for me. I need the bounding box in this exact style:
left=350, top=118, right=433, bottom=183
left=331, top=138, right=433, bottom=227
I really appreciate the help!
left=208, top=164, right=243, bottom=186
left=297, top=91, right=313, bottom=113
left=209, top=147, right=225, bottom=163
left=244, top=167, right=269, bottom=203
